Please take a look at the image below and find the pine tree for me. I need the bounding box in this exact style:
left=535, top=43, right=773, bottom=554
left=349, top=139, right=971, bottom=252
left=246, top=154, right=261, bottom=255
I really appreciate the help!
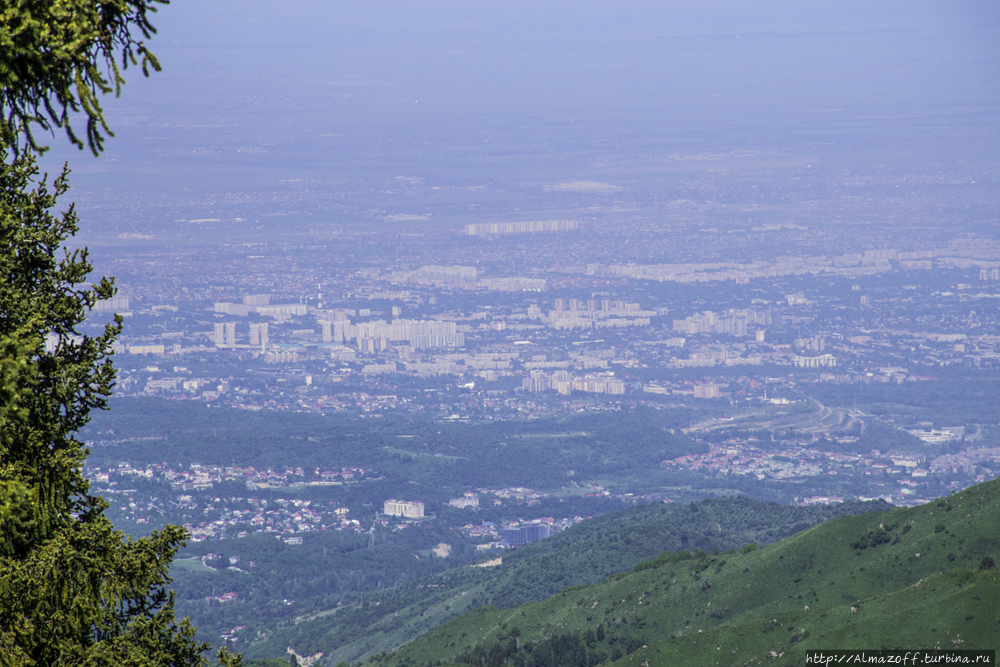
left=0, top=2, right=239, bottom=664
left=0, top=0, right=167, bottom=154
left=0, top=138, right=239, bottom=667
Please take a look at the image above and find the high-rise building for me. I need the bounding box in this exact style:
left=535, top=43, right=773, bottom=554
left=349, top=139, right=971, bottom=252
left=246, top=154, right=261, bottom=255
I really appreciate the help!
left=320, top=320, right=333, bottom=343
left=93, top=294, right=130, bottom=313
left=794, top=337, right=825, bottom=352
left=333, top=320, right=349, bottom=343
left=358, top=337, right=391, bottom=354
left=464, top=220, right=576, bottom=236
left=214, top=302, right=250, bottom=316
left=243, top=294, right=270, bottom=306
left=250, top=323, right=269, bottom=350
left=410, top=333, right=464, bottom=349
left=213, top=323, right=225, bottom=346
left=793, top=354, right=837, bottom=368
left=225, top=322, right=236, bottom=346
left=500, top=524, right=550, bottom=546
left=256, top=304, right=307, bottom=317
left=693, top=384, right=721, bottom=399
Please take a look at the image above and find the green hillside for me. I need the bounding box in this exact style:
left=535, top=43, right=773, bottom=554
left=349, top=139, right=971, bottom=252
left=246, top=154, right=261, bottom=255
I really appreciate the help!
left=243, top=498, right=888, bottom=663
left=370, top=480, right=1000, bottom=667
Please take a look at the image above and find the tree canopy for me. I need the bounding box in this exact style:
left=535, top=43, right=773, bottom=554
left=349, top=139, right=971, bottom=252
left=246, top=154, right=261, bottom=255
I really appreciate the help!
left=0, top=0, right=167, bottom=154
left=0, top=1, right=240, bottom=664
left=0, top=138, right=238, bottom=667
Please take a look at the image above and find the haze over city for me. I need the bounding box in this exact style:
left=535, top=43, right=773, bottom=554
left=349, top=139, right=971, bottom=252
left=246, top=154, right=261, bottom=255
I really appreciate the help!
left=20, top=1, right=1000, bottom=664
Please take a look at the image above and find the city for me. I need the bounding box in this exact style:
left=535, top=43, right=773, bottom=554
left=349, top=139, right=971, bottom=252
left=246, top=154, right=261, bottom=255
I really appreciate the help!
left=3, top=0, right=1000, bottom=664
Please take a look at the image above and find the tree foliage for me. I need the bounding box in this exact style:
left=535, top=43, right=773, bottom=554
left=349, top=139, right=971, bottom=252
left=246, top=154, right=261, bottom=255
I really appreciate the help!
left=0, top=1, right=238, bottom=661
left=0, top=144, right=235, bottom=665
left=0, top=150, right=120, bottom=557
left=0, top=0, right=167, bottom=154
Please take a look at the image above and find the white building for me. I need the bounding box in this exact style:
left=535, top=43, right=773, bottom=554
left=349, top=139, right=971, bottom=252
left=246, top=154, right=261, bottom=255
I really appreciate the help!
left=449, top=493, right=480, bottom=509
left=793, top=354, right=837, bottom=368
left=93, top=294, right=130, bottom=313
left=693, top=384, right=721, bottom=399
left=383, top=499, right=425, bottom=518
left=250, top=323, right=269, bottom=349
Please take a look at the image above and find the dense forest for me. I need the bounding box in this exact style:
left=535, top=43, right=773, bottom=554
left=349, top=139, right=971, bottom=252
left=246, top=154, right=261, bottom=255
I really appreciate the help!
left=88, top=398, right=706, bottom=494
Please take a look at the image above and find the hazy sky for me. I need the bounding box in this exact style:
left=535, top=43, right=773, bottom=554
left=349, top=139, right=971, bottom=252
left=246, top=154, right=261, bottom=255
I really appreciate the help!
left=42, top=1, right=1000, bottom=193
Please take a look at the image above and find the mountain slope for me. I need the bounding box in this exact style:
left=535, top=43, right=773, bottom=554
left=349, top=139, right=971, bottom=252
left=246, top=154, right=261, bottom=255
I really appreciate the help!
left=244, top=497, right=888, bottom=663
left=373, top=480, right=1000, bottom=667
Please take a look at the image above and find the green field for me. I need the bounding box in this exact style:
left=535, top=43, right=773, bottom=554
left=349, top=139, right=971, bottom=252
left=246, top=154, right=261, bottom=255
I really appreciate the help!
left=170, top=557, right=215, bottom=573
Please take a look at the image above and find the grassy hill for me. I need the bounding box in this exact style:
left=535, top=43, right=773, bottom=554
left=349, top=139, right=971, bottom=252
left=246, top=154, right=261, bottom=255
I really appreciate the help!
left=243, top=497, right=888, bottom=663
left=367, top=480, right=1000, bottom=667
